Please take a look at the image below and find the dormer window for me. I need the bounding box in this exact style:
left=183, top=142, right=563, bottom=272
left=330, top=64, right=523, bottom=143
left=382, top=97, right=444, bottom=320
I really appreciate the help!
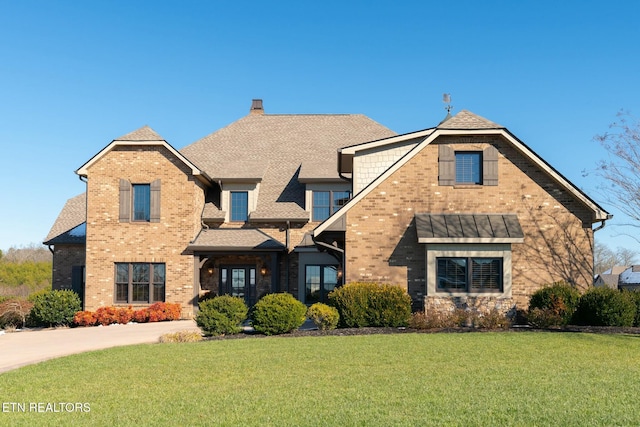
left=230, top=191, right=248, bottom=222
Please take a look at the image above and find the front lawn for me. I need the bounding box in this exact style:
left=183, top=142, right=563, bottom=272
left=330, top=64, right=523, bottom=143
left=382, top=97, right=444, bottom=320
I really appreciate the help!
left=1, top=332, right=640, bottom=426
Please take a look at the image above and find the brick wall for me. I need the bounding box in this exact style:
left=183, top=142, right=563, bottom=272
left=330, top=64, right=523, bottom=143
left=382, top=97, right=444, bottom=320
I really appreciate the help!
left=51, top=244, right=85, bottom=290
left=84, top=145, right=205, bottom=317
left=345, top=135, right=595, bottom=311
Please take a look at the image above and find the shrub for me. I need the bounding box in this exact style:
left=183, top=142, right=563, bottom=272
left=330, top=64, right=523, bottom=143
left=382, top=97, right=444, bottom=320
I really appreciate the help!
left=528, top=282, right=581, bottom=326
left=73, top=310, right=97, bottom=327
left=251, top=293, right=307, bottom=335
left=159, top=330, right=203, bottom=343
left=574, top=287, right=636, bottom=327
left=624, top=290, right=640, bottom=326
left=307, top=303, right=339, bottom=331
left=94, top=306, right=119, bottom=326
left=527, top=307, right=565, bottom=329
left=0, top=299, right=33, bottom=329
left=196, top=295, right=248, bottom=336
left=475, top=309, right=512, bottom=329
left=147, top=302, right=182, bottom=322
left=328, top=282, right=412, bottom=328
left=133, top=308, right=150, bottom=323
left=29, top=290, right=81, bottom=327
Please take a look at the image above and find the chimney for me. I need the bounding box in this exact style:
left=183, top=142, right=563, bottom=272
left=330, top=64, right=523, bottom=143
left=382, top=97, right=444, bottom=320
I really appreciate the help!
left=250, top=99, right=264, bottom=115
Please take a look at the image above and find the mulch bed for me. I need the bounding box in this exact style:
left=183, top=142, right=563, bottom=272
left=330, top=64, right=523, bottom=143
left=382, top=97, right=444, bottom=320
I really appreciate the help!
left=204, top=324, right=640, bottom=340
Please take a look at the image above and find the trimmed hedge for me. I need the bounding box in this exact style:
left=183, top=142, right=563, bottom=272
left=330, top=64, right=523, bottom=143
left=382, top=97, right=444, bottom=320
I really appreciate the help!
left=307, top=303, right=339, bottom=331
left=528, top=282, right=580, bottom=327
left=328, top=282, right=412, bottom=328
left=30, top=290, right=81, bottom=327
left=625, top=290, right=640, bottom=327
left=196, top=295, right=248, bottom=336
left=574, top=287, right=636, bottom=327
left=251, top=293, right=307, bottom=335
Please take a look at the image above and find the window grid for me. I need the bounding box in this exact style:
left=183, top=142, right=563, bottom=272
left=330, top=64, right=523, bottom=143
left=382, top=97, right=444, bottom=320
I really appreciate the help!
left=312, top=190, right=351, bottom=221
left=305, top=265, right=338, bottom=304
left=230, top=191, right=248, bottom=222
left=115, top=263, right=165, bottom=304
left=132, top=184, right=151, bottom=221
left=455, top=152, right=482, bottom=184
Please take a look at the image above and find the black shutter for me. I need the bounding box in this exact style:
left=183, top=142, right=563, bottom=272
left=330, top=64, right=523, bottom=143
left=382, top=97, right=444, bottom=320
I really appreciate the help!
left=483, top=145, right=499, bottom=186
left=438, top=145, right=455, bottom=186
left=119, top=179, right=131, bottom=222
left=150, top=179, right=161, bottom=223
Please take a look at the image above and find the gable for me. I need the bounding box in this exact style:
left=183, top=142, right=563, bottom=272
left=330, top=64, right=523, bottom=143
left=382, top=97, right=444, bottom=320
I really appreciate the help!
left=76, top=126, right=207, bottom=182
left=315, top=110, right=610, bottom=238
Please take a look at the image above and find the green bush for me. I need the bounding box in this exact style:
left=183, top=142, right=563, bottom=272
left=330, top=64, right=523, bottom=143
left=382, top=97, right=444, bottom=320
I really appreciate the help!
left=574, top=287, right=636, bottom=327
left=307, top=303, right=339, bottom=331
left=29, top=290, right=81, bottom=327
left=528, top=282, right=581, bottom=326
left=624, top=290, right=640, bottom=327
left=328, top=282, right=412, bottom=328
left=251, top=293, right=307, bottom=335
left=195, top=295, right=248, bottom=336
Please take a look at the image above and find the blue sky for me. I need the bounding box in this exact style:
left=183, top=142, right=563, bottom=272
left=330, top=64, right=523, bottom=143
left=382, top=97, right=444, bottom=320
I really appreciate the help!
left=1, top=1, right=639, bottom=254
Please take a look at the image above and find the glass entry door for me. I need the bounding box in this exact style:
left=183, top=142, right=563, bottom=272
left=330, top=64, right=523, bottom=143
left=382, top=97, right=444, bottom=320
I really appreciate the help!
left=220, top=266, right=256, bottom=306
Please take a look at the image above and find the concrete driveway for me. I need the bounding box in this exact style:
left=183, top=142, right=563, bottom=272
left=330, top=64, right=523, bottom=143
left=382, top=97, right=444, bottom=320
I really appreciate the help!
left=0, top=320, right=200, bottom=374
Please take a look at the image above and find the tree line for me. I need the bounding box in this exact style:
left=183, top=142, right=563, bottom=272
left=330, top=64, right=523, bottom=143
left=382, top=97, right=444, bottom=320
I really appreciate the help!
left=0, top=244, right=52, bottom=297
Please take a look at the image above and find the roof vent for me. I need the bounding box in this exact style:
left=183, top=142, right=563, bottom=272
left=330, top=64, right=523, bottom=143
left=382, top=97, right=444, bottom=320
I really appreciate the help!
left=250, top=99, right=264, bottom=115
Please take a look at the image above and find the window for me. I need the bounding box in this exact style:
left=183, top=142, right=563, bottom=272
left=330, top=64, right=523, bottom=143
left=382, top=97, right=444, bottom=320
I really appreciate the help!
left=312, top=190, right=350, bottom=221
left=230, top=191, right=248, bottom=222
left=436, top=257, right=502, bottom=292
left=132, top=184, right=151, bottom=221
left=305, top=265, right=338, bottom=304
left=119, top=179, right=160, bottom=222
left=455, top=152, right=482, bottom=184
left=115, top=263, right=165, bottom=303
left=438, top=145, right=498, bottom=186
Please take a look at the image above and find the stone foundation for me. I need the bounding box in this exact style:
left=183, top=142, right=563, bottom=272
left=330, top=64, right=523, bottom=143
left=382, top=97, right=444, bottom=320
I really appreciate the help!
left=424, top=295, right=517, bottom=318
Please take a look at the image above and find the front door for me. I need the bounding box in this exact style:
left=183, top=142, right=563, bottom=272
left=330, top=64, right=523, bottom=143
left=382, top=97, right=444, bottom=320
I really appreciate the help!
left=220, top=266, right=256, bottom=306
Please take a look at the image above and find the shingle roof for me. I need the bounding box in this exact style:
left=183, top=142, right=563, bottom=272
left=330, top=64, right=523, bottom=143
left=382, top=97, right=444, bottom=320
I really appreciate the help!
left=415, top=213, right=524, bottom=243
left=181, top=113, right=396, bottom=221
left=437, top=110, right=503, bottom=129
left=188, top=229, right=286, bottom=251
left=115, top=125, right=165, bottom=141
left=44, top=193, right=86, bottom=244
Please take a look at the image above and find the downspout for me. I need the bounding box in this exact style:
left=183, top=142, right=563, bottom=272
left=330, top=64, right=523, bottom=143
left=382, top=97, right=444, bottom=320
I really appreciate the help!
left=285, top=221, right=290, bottom=293
left=593, top=214, right=613, bottom=232
left=47, top=245, right=54, bottom=254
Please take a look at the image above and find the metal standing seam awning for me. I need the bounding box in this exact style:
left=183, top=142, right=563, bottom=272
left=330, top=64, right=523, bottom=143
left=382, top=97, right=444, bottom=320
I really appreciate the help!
left=415, top=214, right=524, bottom=244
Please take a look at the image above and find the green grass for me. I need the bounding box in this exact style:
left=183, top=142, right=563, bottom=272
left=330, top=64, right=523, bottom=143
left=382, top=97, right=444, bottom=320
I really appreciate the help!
left=1, top=332, right=640, bottom=426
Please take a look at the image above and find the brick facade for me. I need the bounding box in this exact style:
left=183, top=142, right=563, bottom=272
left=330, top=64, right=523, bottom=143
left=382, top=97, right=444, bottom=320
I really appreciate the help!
left=84, top=145, right=205, bottom=317
left=51, top=244, right=85, bottom=290
left=345, top=135, right=595, bottom=312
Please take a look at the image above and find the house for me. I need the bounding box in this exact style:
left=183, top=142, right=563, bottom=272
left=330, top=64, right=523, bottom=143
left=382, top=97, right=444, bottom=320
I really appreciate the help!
left=45, top=100, right=610, bottom=317
left=595, top=265, right=640, bottom=291
left=594, top=265, right=628, bottom=289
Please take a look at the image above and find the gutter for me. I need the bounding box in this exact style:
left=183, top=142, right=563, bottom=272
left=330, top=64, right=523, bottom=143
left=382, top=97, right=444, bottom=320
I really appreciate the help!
left=593, top=214, right=614, bottom=232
